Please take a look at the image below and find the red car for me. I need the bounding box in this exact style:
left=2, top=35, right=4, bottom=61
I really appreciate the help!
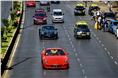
left=41, top=48, right=69, bottom=69
left=26, top=1, right=36, bottom=7
left=33, top=10, right=47, bottom=25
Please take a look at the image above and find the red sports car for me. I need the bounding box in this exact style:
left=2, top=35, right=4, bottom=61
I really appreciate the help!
left=41, top=48, right=69, bottom=69
left=26, top=1, right=36, bottom=7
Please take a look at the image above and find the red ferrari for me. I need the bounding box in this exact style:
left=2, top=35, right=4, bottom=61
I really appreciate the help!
left=41, top=48, right=69, bottom=69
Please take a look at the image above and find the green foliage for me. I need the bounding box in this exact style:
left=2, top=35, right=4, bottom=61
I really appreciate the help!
left=10, top=10, right=17, bottom=22
left=2, top=19, right=10, bottom=27
left=1, top=26, right=7, bottom=42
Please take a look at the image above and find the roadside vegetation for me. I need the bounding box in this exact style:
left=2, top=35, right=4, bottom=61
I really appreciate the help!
left=1, top=1, right=23, bottom=58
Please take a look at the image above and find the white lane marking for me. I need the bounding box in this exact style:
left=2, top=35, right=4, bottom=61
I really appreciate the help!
left=96, top=37, right=99, bottom=40
left=80, top=63, right=83, bottom=67
left=43, top=71, right=46, bottom=76
left=85, top=75, right=87, bottom=78
left=101, top=44, right=104, bottom=47
left=75, top=53, right=78, bottom=56
left=77, top=58, right=80, bottom=62
left=114, top=61, right=118, bottom=65
left=104, top=48, right=107, bottom=51
left=99, top=40, right=101, bottom=43
left=107, top=51, right=110, bottom=55
left=110, top=56, right=113, bottom=59
left=82, top=69, right=85, bottom=75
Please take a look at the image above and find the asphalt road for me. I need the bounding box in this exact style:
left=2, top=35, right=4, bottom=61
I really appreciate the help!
left=6, top=1, right=118, bottom=78
left=1, top=1, right=11, bottom=27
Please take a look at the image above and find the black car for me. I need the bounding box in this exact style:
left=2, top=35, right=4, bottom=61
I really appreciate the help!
left=103, top=12, right=116, bottom=20
left=74, top=4, right=86, bottom=15
left=39, top=25, right=58, bottom=40
left=88, top=4, right=100, bottom=16
left=73, top=21, right=91, bottom=39
left=51, top=1, right=60, bottom=4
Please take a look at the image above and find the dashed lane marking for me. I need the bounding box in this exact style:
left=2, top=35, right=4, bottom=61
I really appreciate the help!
left=114, top=61, right=118, bottom=65
left=110, top=56, right=113, bottom=59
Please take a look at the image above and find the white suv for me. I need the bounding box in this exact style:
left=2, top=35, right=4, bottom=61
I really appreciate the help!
left=52, top=9, right=64, bottom=23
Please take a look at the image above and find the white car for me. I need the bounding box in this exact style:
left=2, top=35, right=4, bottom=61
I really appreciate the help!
left=51, top=9, right=64, bottom=23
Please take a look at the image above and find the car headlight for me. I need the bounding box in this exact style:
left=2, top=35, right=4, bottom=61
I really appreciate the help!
left=77, top=31, right=82, bottom=35
left=65, top=60, right=68, bottom=63
left=41, top=32, right=44, bottom=34
left=44, top=60, right=48, bottom=64
left=33, top=18, right=38, bottom=20
left=74, top=10, right=77, bottom=12
left=43, top=18, right=47, bottom=20
left=87, top=32, right=90, bottom=35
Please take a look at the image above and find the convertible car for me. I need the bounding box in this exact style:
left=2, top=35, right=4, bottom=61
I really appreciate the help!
left=41, top=48, right=69, bottom=69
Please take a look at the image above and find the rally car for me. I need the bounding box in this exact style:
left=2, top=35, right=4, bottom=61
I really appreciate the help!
left=25, top=1, right=36, bottom=7
left=39, top=25, right=58, bottom=40
left=73, top=21, right=91, bottom=39
left=88, top=4, right=100, bottom=16
left=74, top=3, right=86, bottom=15
left=41, top=48, right=69, bottom=69
left=33, top=9, right=47, bottom=25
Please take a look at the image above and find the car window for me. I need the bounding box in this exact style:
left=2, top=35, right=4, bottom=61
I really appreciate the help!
left=113, top=22, right=118, bottom=26
left=104, top=13, right=115, bottom=18
left=75, top=6, right=85, bottom=10
left=35, top=13, right=46, bottom=17
left=76, top=25, right=88, bottom=29
left=45, top=49, right=65, bottom=56
left=53, top=12, right=62, bottom=15
left=42, top=26, right=55, bottom=30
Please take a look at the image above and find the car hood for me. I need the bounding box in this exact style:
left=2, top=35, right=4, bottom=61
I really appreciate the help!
left=53, top=15, right=63, bottom=18
left=44, top=56, right=68, bottom=64
left=34, top=16, right=45, bottom=19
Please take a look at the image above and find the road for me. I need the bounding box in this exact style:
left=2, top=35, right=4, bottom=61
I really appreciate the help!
left=1, top=1, right=11, bottom=27
left=6, top=1, right=118, bottom=78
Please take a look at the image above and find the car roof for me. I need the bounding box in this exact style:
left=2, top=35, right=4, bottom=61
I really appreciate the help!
left=76, top=3, right=84, bottom=7
left=76, top=21, right=87, bottom=25
left=35, top=8, right=45, bottom=12
left=53, top=9, right=62, bottom=12
left=91, top=4, right=98, bottom=6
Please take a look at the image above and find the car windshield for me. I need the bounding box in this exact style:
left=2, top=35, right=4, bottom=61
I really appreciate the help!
left=35, top=13, right=46, bottom=17
left=42, top=26, right=55, bottom=30
left=77, top=25, right=88, bottom=29
left=90, top=6, right=99, bottom=10
left=45, top=49, right=65, bottom=56
left=75, top=6, right=85, bottom=10
left=113, top=22, right=118, bottom=26
left=53, top=12, right=62, bottom=15
left=104, top=13, right=115, bottom=18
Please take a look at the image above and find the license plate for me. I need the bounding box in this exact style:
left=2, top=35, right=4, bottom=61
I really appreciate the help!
left=82, top=34, right=86, bottom=36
